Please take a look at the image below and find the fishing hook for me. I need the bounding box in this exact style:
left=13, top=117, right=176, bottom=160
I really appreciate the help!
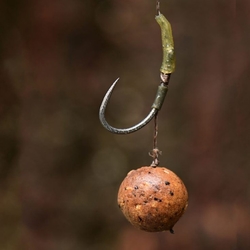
left=99, top=1, right=175, bottom=134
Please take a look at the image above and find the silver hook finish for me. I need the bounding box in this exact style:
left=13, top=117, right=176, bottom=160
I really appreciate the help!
left=99, top=76, right=170, bottom=134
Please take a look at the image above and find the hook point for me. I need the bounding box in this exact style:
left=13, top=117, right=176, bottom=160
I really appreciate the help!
left=107, top=77, right=120, bottom=93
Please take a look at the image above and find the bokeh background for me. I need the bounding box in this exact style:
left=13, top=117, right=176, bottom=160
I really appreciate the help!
left=1, top=0, right=250, bottom=249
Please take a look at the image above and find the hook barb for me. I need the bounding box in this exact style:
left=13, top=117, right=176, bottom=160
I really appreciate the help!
left=99, top=78, right=168, bottom=134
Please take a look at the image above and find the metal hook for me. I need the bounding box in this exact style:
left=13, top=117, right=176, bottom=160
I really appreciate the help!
left=99, top=1, right=175, bottom=134
left=99, top=76, right=170, bottom=134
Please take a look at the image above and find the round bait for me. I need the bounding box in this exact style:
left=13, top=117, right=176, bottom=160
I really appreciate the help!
left=117, top=166, right=188, bottom=233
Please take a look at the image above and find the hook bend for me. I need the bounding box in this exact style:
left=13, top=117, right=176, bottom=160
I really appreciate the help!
left=99, top=78, right=168, bottom=134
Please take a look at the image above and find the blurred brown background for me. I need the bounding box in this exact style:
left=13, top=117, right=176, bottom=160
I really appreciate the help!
left=1, top=0, right=250, bottom=249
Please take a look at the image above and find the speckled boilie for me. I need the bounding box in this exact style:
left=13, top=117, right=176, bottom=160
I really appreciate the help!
left=117, top=166, right=188, bottom=233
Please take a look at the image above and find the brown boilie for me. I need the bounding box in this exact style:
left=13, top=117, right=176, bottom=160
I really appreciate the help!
left=117, top=166, right=188, bottom=233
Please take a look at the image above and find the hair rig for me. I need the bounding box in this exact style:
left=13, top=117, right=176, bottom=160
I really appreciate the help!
left=99, top=0, right=188, bottom=234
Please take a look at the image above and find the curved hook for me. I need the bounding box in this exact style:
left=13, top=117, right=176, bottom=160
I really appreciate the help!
left=99, top=77, right=169, bottom=134
left=99, top=2, right=175, bottom=134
